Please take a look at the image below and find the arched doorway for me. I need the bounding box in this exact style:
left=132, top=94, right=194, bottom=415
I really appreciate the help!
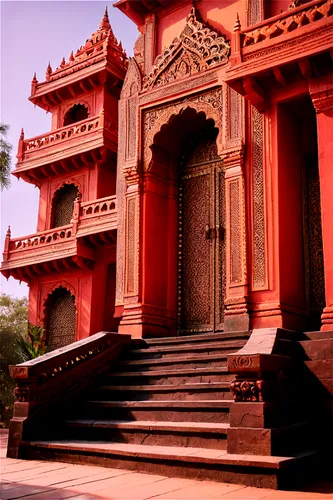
left=144, top=107, right=225, bottom=335
left=51, top=183, right=79, bottom=228
left=45, top=287, right=76, bottom=351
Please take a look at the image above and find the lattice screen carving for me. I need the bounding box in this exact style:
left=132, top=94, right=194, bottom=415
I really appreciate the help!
left=252, top=106, right=266, bottom=289
left=248, top=0, right=264, bottom=25
left=52, top=184, right=79, bottom=228
left=230, top=180, right=242, bottom=284
left=125, top=197, right=137, bottom=295
left=46, top=287, right=76, bottom=351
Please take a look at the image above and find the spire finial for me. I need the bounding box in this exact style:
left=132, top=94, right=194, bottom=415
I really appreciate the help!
left=32, top=72, right=37, bottom=83
left=69, top=51, right=75, bottom=62
left=60, top=57, right=66, bottom=68
left=20, top=128, right=24, bottom=139
left=99, top=6, right=111, bottom=31
left=6, top=226, right=11, bottom=237
left=46, top=62, right=52, bottom=81
left=234, top=13, right=241, bottom=32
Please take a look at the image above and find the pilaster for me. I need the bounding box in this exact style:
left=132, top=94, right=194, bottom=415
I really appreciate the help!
left=310, top=74, right=333, bottom=331
left=223, top=147, right=249, bottom=331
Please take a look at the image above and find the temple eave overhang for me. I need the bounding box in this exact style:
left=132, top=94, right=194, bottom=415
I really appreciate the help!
left=113, top=0, right=189, bottom=26
left=30, top=63, right=124, bottom=111
left=226, top=0, right=333, bottom=111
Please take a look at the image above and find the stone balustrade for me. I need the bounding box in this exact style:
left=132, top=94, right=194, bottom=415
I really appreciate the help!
left=2, top=195, right=117, bottom=263
left=7, top=331, right=131, bottom=458
left=242, top=0, right=332, bottom=47
left=81, top=195, right=116, bottom=217
left=22, top=116, right=102, bottom=156
left=9, top=226, right=73, bottom=252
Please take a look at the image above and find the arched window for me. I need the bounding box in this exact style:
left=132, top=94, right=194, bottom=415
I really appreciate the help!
left=45, top=287, right=76, bottom=351
left=63, top=104, right=89, bottom=126
left=51, top=183, right=79, bottom=228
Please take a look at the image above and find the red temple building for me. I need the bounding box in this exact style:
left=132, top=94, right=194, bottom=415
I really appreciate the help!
left=3, top=0, right=333, bottom=490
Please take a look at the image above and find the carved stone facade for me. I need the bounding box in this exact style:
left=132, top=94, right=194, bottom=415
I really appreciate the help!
left=2, top=0, right=333, bottom=341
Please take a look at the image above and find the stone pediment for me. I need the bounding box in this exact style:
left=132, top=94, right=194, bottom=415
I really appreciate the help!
left=142, top=8, right=230, bottom=92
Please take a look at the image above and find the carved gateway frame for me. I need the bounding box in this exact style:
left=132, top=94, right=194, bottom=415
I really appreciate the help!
left=117, top=83, right=249, bottom=337
left=117, top=7, right=249, bottom=337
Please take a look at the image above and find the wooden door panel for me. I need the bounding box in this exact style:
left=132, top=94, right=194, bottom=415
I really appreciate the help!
left=180, top=167, right=214, bottom=333
left=214, top=165, right=226, bottom=331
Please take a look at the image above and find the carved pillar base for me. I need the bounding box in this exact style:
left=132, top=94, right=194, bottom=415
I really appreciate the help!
left=227, top=329, right=301, bottom=457
left=118, top=303, right=170, bottom=339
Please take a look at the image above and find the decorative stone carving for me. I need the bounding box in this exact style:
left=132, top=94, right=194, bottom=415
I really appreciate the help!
left=230, top=379, right=264, bottom=402
left=143, top=87, right=223, bottom=171
left=142, top=8, right=230, bottom=92
left=134, top=34, right=144, bottom=74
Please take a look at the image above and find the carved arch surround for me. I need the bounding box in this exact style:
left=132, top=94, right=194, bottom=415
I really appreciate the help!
left=142, top=87, right=223, bottom=171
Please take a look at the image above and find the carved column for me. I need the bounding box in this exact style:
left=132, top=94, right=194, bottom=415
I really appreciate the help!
left=310, top=75, right=333, bottom=331
left=116, top=59, right=142, bottom=334
left=224, top=148, right=249, bottom=331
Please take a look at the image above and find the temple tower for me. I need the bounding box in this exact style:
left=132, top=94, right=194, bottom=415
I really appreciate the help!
left=2, top=9, right=128, bottom=348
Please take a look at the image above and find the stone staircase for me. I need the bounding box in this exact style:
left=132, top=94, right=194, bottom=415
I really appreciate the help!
left=17, top=331, right=321, bottom=489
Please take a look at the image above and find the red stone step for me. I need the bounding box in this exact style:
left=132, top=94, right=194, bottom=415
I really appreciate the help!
left=20, top=440, right=319, bottom=489
left=107, top=367, right=233, bottom=385
left=63, top=420, right=229, bottom=450
left=144, top=331, right=250, bottom=347
left=96, top=382, right=231, bottom=401
left=127, top=340, right=246, bottom=360
left=82, top=399, right=233, bottom=423
left=119, top=353, right=229, bottom=370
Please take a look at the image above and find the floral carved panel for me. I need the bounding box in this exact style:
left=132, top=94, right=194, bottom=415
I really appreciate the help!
left=142, top=8, right=230, bottom=92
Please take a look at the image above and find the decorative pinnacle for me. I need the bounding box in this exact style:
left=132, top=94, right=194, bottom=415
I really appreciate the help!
left=234, top=13, right=241, bottom=31
left=32, top=72, right=38, bottom=83
left=20, top=128, right=24, bottom=139
left=60, top=57, right=66, bottom=67
left=6, top=226, right=11, bottom=237
left=46, top=62, right=52, bottom=80
left=99, top=6, right=111, bottom=31
left=69, top=51, right=75, bottom=62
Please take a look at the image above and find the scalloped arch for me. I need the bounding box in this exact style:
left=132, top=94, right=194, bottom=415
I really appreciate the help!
left=41, top=281, right=76, bottom=323
left=143, top=88, right=223, bottom=171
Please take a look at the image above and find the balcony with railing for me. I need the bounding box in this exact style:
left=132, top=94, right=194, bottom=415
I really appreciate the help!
left=225, top=0, right=333, bottom=108
left=1, top=195, right=117, bottom=281
left=14, top=111, right=118, bottom=183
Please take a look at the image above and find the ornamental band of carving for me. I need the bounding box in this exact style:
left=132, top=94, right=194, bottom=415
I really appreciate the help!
left=142, top=7, right=230, bottom=92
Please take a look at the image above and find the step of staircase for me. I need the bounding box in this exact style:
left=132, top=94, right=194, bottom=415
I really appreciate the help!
left=20, top=440, right=319, bottom=490
left=95, top=382, right=231, bottom=401
left=107, top=367, right=233, bottom=385
left=144, top=331, right=250, bottom=346
left=127, top=339, right=247, bottom=360
left=119, top=353, right=229, bottom=370
left=81, top=400, right=233, bottom=422
left=62, top=420, right=229, bottom=449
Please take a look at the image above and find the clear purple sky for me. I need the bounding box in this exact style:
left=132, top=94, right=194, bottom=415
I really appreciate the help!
left=1, top=1, right=138, bottom=298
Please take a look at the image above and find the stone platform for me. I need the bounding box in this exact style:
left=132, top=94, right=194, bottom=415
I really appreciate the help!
left=1, top=431, right=332, bottom=500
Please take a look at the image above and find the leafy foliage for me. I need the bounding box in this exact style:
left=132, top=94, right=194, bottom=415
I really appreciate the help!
left=16, top=323, right=48, bottom=361
left=0, top=294, right=28, bottom=427
left=0, top=123, right=12, bottom=190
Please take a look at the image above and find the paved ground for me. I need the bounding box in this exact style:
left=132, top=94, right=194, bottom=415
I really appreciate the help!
left=1, top=431, right=332, bottom=500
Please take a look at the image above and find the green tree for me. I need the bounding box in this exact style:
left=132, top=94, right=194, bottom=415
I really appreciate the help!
left=0, top=123, right=12, bottom=189
left=0, top=294, right=28, bottom=426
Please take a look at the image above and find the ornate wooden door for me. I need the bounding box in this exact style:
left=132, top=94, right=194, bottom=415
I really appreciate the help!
left=178, top=136, right=225, bottom=334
